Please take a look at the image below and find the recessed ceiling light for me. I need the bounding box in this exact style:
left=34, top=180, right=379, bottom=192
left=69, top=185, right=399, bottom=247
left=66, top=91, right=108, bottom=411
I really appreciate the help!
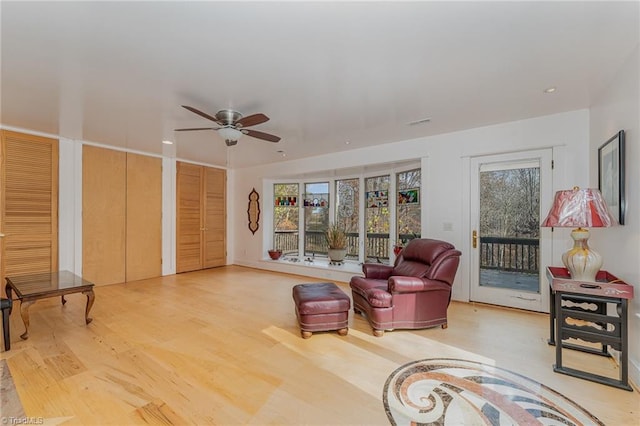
left=162, top=140, right=173, bottom=145
left=345, top=141, right=350, bottom=145
left=408, top=117, right=432, bottom=126
left=277, top=150, right=286, bottom=157
left=544, top=87, right=557, bottom=93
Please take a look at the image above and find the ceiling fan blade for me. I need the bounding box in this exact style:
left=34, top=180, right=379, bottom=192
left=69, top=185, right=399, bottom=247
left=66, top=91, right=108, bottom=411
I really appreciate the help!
left=181, top=105, right=219, bottom=123
left=243, top=129, right=281, bottom=143
left=174, top=127, right=218, bottom=132
left=236, top=113, right=269, bottom=128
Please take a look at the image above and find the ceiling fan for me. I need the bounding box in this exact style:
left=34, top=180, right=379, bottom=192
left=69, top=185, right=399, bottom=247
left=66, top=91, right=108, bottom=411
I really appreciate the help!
left=175, top=105, right=281, bottom=146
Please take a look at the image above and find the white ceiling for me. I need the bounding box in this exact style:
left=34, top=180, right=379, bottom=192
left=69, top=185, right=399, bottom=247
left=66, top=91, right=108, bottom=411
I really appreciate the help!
left=1, top=1, right=638, bottom=169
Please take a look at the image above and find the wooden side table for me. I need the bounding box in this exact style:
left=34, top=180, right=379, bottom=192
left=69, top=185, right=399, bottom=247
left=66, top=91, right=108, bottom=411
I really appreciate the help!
left=5, top=271, right=95, bottom=340
left=546, top=267, right=634, bottom=391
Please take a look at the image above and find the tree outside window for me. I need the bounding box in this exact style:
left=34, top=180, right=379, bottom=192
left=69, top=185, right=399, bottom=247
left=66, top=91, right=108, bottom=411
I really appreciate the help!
left=273, top=183, right=299, bottom=254
left=303, top=182, right=329, bottom=256
left=365, top=175, right=390, bottom=261
left=480, top=168, right=540, bottom=239
left=336, top=178, right=359, bottom=259
left=396, top=169, right=421, bottom=246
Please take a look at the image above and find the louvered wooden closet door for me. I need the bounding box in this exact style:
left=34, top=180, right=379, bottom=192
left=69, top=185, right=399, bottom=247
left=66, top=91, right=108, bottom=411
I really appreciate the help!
left=203, top=167, right=226, bottom=268
left=176, top=162, right=226, bottom=273
left=1, top=130, right=59, bottom=280
left=176, top=162, right=203, bottom=273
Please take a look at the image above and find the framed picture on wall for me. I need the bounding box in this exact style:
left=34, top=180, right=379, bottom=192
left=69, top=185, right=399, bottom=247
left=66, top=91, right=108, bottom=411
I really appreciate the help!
left=598, top=130, right=625, bottom=225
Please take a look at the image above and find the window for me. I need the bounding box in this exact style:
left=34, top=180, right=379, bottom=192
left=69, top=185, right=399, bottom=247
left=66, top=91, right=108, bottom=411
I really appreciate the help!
left=271, top=163, right=420, bottom=264
left=303, top=182, right=329, bottom=256
left=335, top=178, right=359, bottom=259
left=365, top=175, right=390, bottom=261
left=273, top=183, right=299, bottom=254
left=397, top=168, right=421, bottom=245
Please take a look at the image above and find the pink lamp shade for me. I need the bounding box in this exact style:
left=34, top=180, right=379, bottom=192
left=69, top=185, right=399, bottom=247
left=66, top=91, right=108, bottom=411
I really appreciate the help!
left=541, top=187, right=616, bottom=282
left=541, top=187, right=616, bottom=228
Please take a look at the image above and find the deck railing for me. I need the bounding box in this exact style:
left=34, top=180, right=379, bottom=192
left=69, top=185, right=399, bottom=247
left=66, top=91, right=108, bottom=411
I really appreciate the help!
left=479, top=236, right=539, bottom=273
left=272, top=231, right=299, bottom=255
left=275, top=232, right=539, bottom=273
left=274, top=231, right=415, bottom=260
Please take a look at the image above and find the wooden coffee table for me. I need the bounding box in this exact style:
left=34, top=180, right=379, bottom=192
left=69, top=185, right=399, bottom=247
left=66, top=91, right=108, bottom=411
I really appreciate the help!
left=5, top=271, right=95, bottom=340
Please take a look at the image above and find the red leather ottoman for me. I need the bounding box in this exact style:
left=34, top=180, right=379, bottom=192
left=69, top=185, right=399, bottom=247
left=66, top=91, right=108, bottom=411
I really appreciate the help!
left=292, top=282, right=350, bottom=339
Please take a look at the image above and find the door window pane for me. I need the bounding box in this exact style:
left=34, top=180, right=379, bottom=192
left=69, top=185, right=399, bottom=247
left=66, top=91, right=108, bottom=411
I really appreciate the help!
left=304, top=182, right=329, bottom=256
left=273, top=183, right=299, bottom=254
left=479, top=164, right=540, bottom=292
left=365, top=175, right=390, bottom=262
left=336, top=178, right=359, bottom=259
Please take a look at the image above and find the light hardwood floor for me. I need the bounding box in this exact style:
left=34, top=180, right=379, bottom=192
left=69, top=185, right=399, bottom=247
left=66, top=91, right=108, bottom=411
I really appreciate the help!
left=1, top=266, right=638, bottom=425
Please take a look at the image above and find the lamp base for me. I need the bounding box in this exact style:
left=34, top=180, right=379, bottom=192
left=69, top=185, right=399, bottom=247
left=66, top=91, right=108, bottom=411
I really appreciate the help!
left=561, top=228, right=602, bottom=282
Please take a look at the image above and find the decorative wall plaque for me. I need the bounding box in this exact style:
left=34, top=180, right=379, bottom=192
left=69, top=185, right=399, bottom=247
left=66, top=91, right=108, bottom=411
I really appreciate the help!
left=247, top=188, right=260, bottom=235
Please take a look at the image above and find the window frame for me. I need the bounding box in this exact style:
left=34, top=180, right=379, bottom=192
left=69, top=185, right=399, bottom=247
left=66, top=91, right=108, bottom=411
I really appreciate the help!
left=272, top=182, right=300, bottom=255
left=267, top=162, right=421, bottom=264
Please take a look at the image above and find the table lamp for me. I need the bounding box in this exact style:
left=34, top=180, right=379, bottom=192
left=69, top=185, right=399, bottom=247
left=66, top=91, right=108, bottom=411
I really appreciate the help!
left=541, top=187, right=616, bottom=281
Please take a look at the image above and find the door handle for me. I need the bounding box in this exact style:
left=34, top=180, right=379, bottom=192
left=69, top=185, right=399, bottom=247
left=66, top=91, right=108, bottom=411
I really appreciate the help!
left=472, top=230, right=478, bottom=248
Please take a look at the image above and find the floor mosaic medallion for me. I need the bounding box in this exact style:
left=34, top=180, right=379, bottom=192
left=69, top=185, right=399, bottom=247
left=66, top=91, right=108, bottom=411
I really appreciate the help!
left=383, top=358, right=603, bottom=426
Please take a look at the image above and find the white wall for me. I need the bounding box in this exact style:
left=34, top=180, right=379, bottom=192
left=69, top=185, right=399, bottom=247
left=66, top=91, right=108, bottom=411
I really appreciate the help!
left=58, top=138, right=81, bottom=275
left=161, top=157, right=177, bottom=276
left=589, top=44, right=640, bottom=388
left=232, top=109, right=590, bottom=299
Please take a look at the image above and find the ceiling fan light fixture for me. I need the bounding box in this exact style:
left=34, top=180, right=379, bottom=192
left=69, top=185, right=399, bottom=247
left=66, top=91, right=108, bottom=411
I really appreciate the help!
left=217, top=127, right=243, bottom=143
left=178, top=105, right=279, bottom=143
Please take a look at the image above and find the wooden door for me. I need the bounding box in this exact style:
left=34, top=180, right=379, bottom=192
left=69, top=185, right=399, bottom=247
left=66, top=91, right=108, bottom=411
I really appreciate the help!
left=83, top=145, right=126, bottom=285
left=176, top=162, right=226, bottom=273
left=126, top=153, right=162, bottom=281
left=203, top=167, right=226, bottom=268
left=176, top=162, right=203, bottom=273
left=1, top=130, right=59, bottom=279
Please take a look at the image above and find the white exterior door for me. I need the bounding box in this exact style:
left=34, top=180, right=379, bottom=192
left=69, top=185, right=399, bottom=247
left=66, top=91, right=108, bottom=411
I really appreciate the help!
left=469, top=149, right=553, bottom=312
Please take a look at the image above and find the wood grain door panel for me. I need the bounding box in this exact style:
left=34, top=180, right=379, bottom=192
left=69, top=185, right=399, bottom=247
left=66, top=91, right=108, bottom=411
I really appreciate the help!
left=176, top=162, right=203, bottom=273
left=176, top=162, right=226, bottom=272
left=203, top=167, right=226, bottom=268
left=126, top=153, right=162, bottom=282
left=83, top=145, right=126, bottom=285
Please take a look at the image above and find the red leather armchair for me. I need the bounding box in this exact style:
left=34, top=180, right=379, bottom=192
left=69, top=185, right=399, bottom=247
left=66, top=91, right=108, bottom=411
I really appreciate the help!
left=349, top=238, right=461, bottom=337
